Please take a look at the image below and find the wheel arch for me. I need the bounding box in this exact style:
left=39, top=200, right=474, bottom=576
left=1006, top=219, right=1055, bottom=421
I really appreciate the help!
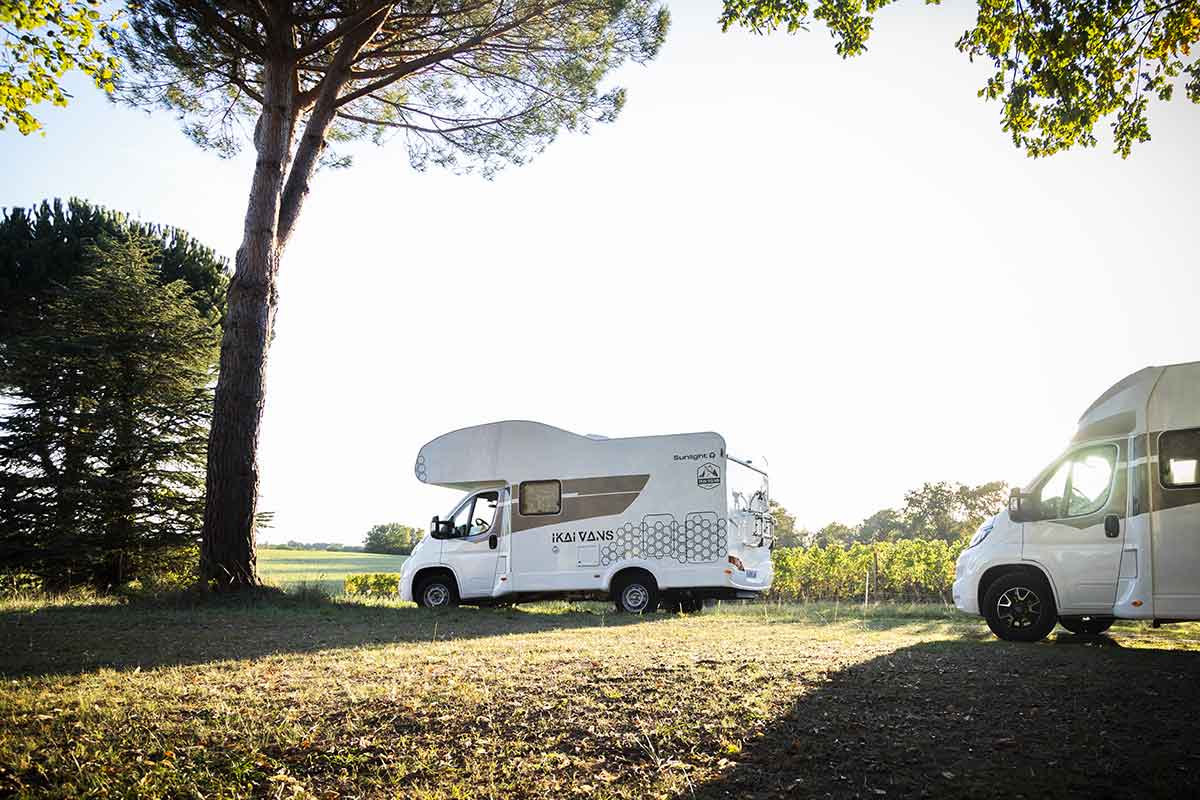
left=412, top=565, right=459, bottom=595
left=604, top=563, right=662, bottom=594
left=609, top=565, right=658, bottom=594
left=977, top=562, right=1059, bottom=614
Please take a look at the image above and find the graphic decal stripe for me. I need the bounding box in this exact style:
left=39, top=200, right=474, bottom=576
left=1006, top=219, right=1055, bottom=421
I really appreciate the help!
left=512, top=474, right=649, bottom=532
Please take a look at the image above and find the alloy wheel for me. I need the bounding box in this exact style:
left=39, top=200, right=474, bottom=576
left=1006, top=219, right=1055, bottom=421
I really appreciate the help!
left=996, top=586, right=1041, bottom=629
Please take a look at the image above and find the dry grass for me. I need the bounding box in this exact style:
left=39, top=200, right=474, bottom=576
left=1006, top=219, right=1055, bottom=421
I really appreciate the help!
left=1, top=594, right=1198, bottom=799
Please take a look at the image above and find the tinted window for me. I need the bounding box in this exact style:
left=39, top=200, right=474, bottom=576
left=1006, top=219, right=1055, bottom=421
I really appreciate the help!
left=520, top=480, right=561, bottom=515
left=1161, top=428, right=1200, bottom=488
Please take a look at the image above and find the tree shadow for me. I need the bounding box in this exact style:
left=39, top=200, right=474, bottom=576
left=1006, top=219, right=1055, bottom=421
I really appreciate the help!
left=0, top=596, right=653, bottom=678
left=688, top=635, right=1200, bottom=799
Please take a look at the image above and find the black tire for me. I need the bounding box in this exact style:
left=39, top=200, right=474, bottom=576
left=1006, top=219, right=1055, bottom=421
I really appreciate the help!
left=678, top=597, right=704, bottom=614
left=982, top=571, right=1057, bottom=642
left=663, top=595, right=704, bottom=614
left=415, top=573, right=459, bottom=609
left=1059, top=616, right=1114, bottom=636
left=613, top=573, right=659, bottom=614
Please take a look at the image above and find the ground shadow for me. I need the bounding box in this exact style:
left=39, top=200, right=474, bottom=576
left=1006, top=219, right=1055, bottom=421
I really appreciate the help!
left=687, top=634, right=1200, bottom=799
left=0, top=597, right=654, bottom=678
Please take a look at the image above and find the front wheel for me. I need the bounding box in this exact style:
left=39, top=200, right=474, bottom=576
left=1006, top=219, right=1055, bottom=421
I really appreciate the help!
left=614, top=574, right=658, bottom=614
left=983, top=572, right=1057, bottom=642
left=415, top=574, right=459, bottom=609
left=1059, top=616, right=1114, bottom=636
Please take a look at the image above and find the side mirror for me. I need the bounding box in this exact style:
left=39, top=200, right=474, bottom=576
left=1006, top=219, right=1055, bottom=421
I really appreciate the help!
left=1008, top=488, right=1028, bottom=523
left=488, top=533, right=498, bottom=550
left=430, top=516, right=449, bottom=540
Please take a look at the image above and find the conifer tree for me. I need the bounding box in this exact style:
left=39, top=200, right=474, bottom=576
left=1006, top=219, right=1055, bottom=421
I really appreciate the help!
left=0, top=209, right=225, bottom=588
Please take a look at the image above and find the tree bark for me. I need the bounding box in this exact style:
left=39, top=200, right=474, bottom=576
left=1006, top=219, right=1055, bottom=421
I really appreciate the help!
left=199, top=12, right=385, bottom=588
left=200, top=54, right=296, bottom=588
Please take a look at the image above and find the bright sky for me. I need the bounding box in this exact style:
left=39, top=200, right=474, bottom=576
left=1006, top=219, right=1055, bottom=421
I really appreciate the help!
left=3, top=1, right=1197, bottom=542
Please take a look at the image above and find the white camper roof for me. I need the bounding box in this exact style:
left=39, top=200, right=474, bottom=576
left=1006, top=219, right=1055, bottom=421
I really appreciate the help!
left=414, top=421, right=727, bottom=491
left=1075, top=361, right=1200, bottom=442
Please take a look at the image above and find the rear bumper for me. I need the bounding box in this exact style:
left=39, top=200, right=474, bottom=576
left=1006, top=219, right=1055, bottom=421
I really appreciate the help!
left=728, top=555, right=773, bottom=593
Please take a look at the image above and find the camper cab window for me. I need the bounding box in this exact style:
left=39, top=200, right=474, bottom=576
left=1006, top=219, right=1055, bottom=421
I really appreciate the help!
left=1160, top=428, right=1200, bottom=488
left=519, top=480, right=561, bottom=516
left=447, top=491, right=499, bottom=538
left=1029, top=445, right=1117, bottom=521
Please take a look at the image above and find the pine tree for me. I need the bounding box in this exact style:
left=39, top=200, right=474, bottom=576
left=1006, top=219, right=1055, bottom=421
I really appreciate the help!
left=0, top=232, right=221, bottom=589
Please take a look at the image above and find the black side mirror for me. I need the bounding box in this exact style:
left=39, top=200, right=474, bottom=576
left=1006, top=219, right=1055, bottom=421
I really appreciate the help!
left=488, top=533, right=498, bottom=550
left=1104, top=514, right=1121, bottom=538
left=1008, top=488, right=1026, bottom=523
left=430, top=515, right=450, bottom=539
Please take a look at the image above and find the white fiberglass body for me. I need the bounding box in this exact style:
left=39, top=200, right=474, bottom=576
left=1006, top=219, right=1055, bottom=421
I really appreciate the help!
left=954, top=362, right=1200, bottom=640
left=400, top=421, right=774, bottom=609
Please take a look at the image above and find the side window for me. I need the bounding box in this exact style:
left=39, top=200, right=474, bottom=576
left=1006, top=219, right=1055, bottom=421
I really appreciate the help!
left=519, top=480, right=561, bottom=516
left=469, top=492, right=499, bottom=536
left=1032, top=445, right=1116, bottom=520
left=1160, top=428, right=1200, bottom=488
left=449, top=497, right=474, bottom=537
left=1036, top=461, right=1071, bottom=519
left=1067, top=448, right=1116, bottom=516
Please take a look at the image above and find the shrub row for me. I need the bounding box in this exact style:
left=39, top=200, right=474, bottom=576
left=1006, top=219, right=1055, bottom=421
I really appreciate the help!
left=343, top=573, right=401, bottom=597
left=770, top=539, right=967, bottom=603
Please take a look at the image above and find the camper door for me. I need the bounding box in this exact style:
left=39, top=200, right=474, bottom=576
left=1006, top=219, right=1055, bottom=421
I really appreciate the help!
left=440, top=489, right=505, bottom=598
left=1021, top=442, right=1127, bottom=612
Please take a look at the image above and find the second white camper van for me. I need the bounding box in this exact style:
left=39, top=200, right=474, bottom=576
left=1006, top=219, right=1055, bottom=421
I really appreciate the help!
left=954, top=361, right=1200, bottom=641
left=399, top=421, right=775, bottom=613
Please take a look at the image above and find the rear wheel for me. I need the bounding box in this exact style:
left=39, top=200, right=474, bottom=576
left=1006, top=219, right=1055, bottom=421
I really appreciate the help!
left=613, top=573, right=658, bottom=614
left=1059, top=616, right=1114, bottom=636
left=415, top=574, right=459, bottom=609
left=983, top=571, right=1057, bottom=642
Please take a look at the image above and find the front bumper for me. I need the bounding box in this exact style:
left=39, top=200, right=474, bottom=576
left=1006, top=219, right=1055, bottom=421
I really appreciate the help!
left=399, top=566, right=415, bottom=602
left=953, top=546, right=988, bottom=615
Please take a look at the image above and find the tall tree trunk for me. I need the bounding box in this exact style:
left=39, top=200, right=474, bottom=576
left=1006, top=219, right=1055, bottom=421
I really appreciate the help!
left=200, top=56, right=296, bottom=588
left=199, top=13, right=379, bottom=588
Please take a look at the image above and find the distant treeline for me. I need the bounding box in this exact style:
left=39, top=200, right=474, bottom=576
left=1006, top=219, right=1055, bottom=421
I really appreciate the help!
left=260, top=542, right=365, bottom=552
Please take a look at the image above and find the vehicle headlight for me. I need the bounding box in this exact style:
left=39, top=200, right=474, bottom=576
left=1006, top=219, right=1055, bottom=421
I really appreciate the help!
left=967, top=517, right=995, bottom=549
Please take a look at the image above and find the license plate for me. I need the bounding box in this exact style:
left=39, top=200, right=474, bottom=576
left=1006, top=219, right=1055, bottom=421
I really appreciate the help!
left=746, top=570, right=758, bottom=579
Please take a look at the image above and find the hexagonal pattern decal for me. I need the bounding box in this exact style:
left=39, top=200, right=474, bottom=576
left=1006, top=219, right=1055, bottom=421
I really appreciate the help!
left=599, top=513, right=727, bottom=566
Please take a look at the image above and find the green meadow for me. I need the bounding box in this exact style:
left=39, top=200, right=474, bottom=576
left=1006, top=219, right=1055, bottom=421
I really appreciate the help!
left=257, top=548, right=407, bottom=594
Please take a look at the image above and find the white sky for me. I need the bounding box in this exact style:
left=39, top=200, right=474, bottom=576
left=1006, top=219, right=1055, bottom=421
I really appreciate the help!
left=3, top=1, right=1197, bottom=542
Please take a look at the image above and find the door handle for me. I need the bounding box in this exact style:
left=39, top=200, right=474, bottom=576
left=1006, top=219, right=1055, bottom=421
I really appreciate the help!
left=488, top=534, right=498, bottom=550
left=1104, top=514, right=1121, bottom=538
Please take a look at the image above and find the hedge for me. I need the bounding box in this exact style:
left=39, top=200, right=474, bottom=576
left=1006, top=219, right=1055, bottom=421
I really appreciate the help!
left=344, top=573, right=401, bottom=597
left=769, top=539, right=967, bottom=603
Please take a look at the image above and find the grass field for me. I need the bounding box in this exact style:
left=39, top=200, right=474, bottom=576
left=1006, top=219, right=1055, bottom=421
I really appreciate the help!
left=258, top=548, right=408, bottom=593
left=2, top=593, right=1199, bottom=799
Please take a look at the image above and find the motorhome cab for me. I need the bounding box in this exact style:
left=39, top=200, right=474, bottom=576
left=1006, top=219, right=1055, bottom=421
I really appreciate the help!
left=955, top=362, right=1200, bottom=642
left=399, top=421, right=774, bottom=613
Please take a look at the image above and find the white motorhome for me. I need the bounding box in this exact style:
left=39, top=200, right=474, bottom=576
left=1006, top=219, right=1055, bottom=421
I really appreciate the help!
left=399, top=421, right=774, bottom=613
left=954, top=361, right=1200, bottom=641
